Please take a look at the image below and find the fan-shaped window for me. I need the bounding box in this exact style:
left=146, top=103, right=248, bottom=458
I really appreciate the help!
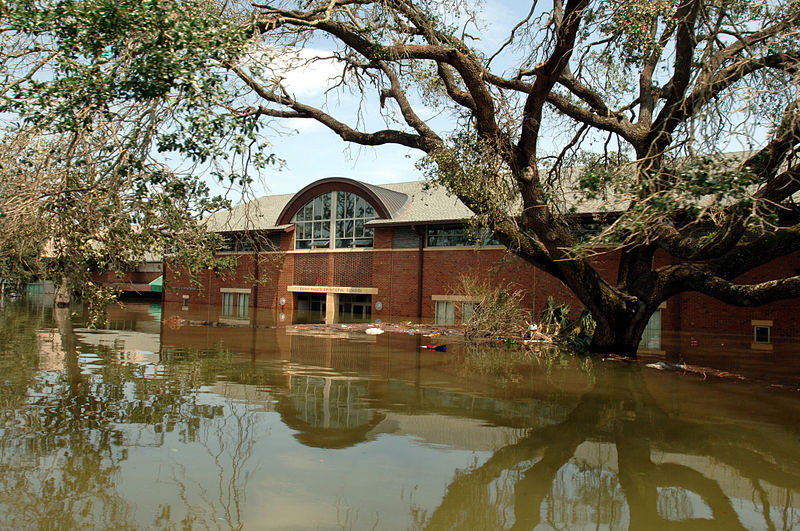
left=294, top=191, right=375, bottom=249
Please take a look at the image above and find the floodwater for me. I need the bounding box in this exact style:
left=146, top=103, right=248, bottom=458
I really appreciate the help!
left=2, top=300, right=800, bottom=530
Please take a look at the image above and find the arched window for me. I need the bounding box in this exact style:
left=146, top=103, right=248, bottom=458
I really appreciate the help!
left=294, top=191, right=376, bottom=249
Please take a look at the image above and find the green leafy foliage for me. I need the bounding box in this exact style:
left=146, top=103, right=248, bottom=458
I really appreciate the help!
left=0, top=0, right=275, bottom=313
left=541, top=297, right=596, bottom=354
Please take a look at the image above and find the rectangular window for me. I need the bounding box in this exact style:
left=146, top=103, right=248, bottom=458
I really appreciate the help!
left=237, top=293, right=250, bottom=319
left=435, top=301, right=455, bottom=325
left=218, top=232, right=258, bottom=253
left=640, top=309, right=661, bottom=350
left=427, top=226, right=469, bottom=247
left=218, top=234, right=236, bottom=252
left=426, top=225, right=501, bottom=247
left=754, top=325, right=771, bottom=344
left=222, top=292, right=235, bottom=317
left=338, top=294, right=372, bottom=322
left=234, top=235, right=254, bottom=252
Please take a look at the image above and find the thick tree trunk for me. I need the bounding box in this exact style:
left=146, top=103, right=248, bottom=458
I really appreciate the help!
left=588, top=310, right=651, bottom=359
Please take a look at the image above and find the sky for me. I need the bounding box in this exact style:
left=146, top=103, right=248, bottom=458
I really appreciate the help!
left=223, top=0, right=529, bottom=199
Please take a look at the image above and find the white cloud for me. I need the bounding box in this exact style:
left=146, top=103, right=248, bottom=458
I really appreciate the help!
left=245, top=46, right=346, bottom=100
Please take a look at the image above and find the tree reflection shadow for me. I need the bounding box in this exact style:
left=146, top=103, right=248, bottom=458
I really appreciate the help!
left=425, top=364, right=800, bottom=530
left=0, top=307, right=137, bottom=529
left=158, top=394, right=259, bottom=531
left=0, top=305, right=242, bottom=529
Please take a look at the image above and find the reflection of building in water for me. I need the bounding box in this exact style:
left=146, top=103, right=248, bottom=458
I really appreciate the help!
left=73, top=303, right=163, bottom=364
left=368, top=413, right=527, bottom=452
left=285, top=374, right=372, bottom=430
left=277, top=374, right=385, bottom=449
left=36, top=329, right=65, bottom=372
left=208, top=375, right=530, bottom=452
left=284, top=329, right=374, bottom=371
left=34, top=302, right=164, bottom=371
left=159, top=321, right=583, bottom=447
left=74, top=329, right=161, bottom=364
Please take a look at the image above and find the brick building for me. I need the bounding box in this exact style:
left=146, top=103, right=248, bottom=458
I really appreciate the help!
left=163, top=177, right=800, bottom=351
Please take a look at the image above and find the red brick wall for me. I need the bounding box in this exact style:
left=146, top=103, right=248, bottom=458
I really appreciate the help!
left=666, top=253, right=800, bottom=338
left=91, top=270, right=161, bottom=285
left=164, top=229, right=800, bottom=337
left=333, top=253, right=373, bottom=287
left=373, top=249, right=419, bottom=319
left=294, top=253, right=329, bottom=286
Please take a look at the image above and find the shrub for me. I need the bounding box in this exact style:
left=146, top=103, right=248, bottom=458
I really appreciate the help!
left=456, top=275, right=531, bottom=340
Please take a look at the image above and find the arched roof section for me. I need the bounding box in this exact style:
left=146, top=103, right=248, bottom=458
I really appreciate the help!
left=276, top=177, right=409, bottom=225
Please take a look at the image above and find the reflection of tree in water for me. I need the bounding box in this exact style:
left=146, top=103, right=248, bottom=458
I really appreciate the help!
left=0, top=305, right=235, bottom=529
left=158, top=395, right=260, bottom=531
left=424, top=365, right=800, bottom=530
left=0, top=307, right=136, bottom=528
left=545, top=459, right=627, bottom=529
left=0, top=302, right=46, bottom=409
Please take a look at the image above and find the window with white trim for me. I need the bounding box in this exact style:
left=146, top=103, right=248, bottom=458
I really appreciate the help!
left=435, top=301, right=455, bottom=325
left=221, top=290, right=250, bottom=319
left=754, top=325, right=771, bottom=344
left=426, top=225, right=500, bottom=247
left=294, top=191, right=376, bottom=249
left=237, top=293, right=250, bottom=319
left=640, top=309, right=661, bottom=350
left=461, top=302, right=475, bottom=323
left=222, top=292, right=235, bottom=317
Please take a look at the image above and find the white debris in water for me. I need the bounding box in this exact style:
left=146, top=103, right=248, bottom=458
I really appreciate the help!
left=365, top=327, right=384, bottom=335
left=645, top=362, right=687, bottom=371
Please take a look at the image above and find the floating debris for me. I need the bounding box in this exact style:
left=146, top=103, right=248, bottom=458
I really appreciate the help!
left=421, top=343, right=447, bottom=352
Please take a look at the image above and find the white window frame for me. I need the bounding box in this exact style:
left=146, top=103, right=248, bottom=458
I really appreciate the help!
left=220, top=288, right=251, bottom=320
left=751, top=319, right=773, bottom=346
left=435, top=301, right=455, bottom=325
left=753, top=325, right=771, bottom=344
left=221, top=292, right=235, bottom=317
left=294, top=191, right=376, bottom=250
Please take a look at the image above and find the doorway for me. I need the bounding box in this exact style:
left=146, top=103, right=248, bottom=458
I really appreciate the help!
left=296, top=292, right=326, bottom=324
left=338, top=294, right=372, bottom=322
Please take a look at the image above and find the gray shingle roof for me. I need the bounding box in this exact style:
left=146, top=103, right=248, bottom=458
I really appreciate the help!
left=204, top=192, right=295, bottom=232
left=204, top=179, right=477, bottom=232
left=205, top=152, right=791, bottom=232
left=366, top=181, right=474, bottom=226
left=359, top=181, right=411, bottom=218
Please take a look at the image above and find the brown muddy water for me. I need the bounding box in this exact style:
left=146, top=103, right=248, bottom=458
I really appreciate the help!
left=2, top=299, right=800, bottom=530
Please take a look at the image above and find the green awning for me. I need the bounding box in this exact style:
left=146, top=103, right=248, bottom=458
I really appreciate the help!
left=149, top=275, right=163, bottom=293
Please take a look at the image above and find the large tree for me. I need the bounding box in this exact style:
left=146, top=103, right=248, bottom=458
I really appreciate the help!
left=219, top=0, right=800, bottom=356
left=4, top=0, right=799, bottom=354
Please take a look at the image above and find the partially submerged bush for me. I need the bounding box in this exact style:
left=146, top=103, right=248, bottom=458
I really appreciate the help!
left=457, top=275, right=531, bottom=340
left=455, top=341, right=596, bottom=386
left=541, top=297, right=596, bottom=353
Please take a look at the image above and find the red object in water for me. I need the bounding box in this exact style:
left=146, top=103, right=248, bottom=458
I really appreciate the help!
left=421, top=343, right=447, bottom=352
